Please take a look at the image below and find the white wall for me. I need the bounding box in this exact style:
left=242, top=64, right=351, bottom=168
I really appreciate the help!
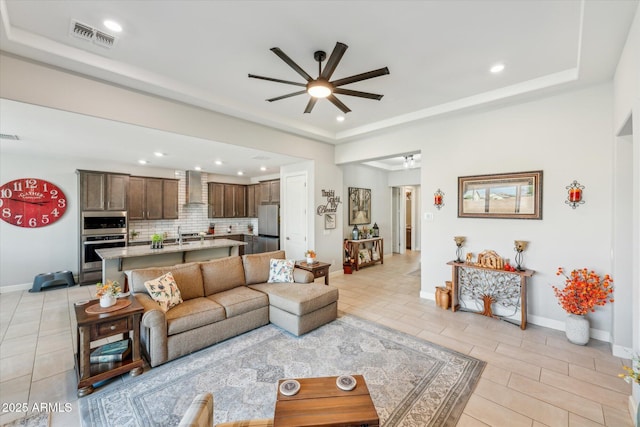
left=337, top=83, right=619, bottom=339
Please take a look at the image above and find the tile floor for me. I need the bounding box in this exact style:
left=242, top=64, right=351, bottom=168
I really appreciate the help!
left=0, top=251, right=634, bottom=426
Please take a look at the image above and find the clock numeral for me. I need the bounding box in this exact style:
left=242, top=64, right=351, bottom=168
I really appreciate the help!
left=43, top=183, right=48, bottom=192
left=13, top=182, right=22, bottom=192
left=51, top=208, right=60, bottom=217
left=0, top=199, right=3, bottom=208
left=50, top=190, right=58, bottom=199
left=28, top=218, right=37, bottom=227
left=58, top=199, right=66, bottom=208
left=2, top=208, right=10, bottom=218
left=41, top=214, right=49, bottom=224
left=25, top=179, right=37, bottom=189
left=1, top=189, right=12, bottom=198
left=14, top=214, right=23, bottom=225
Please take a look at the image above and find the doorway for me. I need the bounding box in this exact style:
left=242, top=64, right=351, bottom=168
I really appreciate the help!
left=392, top=185, right=420, bottom=254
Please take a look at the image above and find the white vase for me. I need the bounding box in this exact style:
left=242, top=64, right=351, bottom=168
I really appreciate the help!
left=565, top=314, right=589, bottom=345
left=307, top=257, right=315, bottom=264
left=100, top=294, right=116, bottom=308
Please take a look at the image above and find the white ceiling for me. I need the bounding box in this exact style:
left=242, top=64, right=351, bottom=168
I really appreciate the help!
left=0, top=0, right=637, bottom=176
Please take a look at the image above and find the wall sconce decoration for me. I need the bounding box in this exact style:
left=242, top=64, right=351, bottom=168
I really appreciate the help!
left=453, top=236, right=465, bottom=262
left=434, top=189, right=444, bottom=209
left=514, top=240, right=528, bottom=271
left=565, top=180, right=584, bottom=209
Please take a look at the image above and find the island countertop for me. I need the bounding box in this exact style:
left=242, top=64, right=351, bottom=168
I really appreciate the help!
left=96, top=238, right=246, bottom=260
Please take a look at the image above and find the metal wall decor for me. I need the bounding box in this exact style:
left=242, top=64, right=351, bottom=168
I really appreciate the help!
left=565, top=180, right=584, bottom=209
left=316, top=189, right=342, bottom=215
left=434, top=189, right=444, bottom=209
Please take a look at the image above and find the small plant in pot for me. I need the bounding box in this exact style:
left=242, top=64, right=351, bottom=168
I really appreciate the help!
left=151, top=233, right=163, bottom=249
left=552, top=267, right=614, bottom=345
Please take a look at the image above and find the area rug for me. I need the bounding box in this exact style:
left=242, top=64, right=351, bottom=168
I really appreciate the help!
left=79, top=315, right=484, bottom=426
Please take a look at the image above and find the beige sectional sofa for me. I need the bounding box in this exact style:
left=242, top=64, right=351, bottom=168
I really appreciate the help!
left=129, top=250, right=338, bottom=367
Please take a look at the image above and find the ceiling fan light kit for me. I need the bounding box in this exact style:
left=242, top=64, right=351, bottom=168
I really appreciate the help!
left=249, top=42, right=389, bottom=114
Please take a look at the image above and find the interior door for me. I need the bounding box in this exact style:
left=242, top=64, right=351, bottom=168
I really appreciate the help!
left=283, top=172, right=307, bottom=260
left=392, top=187, right=401, bottom=253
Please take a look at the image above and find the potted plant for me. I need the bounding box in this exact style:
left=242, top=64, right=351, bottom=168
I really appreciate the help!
left=552, top=267, right=614, bottom=345
left=151, top=233, right=163, bottom=249
left=96, top=280, right=121, bottom=308
left=305, top=250, right=317, bottom=264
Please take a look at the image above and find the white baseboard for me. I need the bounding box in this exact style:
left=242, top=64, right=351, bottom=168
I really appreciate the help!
left=630, top=395, right=639, bottom=427
left=612, top=344, right=635, bottom=359
left=0, top=282, right=31, bottom=293
left=420, top=290, right=435, bottom=300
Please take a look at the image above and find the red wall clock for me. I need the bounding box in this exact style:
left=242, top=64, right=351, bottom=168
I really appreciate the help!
left=0, top=178, right=68, bottom=228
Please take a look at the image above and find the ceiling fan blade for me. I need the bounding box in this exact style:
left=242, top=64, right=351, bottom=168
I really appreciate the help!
left=248, top=74, right=306, bottom=87
left=331, top=67, right=390, bottom=87
left=320, top=42, right=348, bottom=80
left=333, top=88, right=384, bottom=100
left=327, top=94, right=351, bottom=114
left=304, top=97, right=318, bottom=114
left=270, top=47, right=313, bottom=82
left=266, top=90, right=307, bottom=102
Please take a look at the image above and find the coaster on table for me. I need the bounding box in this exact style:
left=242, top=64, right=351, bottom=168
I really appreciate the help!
left=279, top=379, right=301, bottom=396
left=336, top=375, right=357, bottom=391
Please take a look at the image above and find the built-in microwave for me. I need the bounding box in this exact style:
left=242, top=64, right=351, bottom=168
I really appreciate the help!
left=81, top=211, right=127, bottom=235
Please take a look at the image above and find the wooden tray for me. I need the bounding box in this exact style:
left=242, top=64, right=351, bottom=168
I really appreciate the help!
left=85, top=299, right=132, bottom=314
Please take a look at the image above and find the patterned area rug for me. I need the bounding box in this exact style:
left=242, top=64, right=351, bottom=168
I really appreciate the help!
left=79, top=315, right=484, bottom=426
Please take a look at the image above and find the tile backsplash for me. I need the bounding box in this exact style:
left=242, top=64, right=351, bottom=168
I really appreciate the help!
left=128, top=171, right=258, bottom=242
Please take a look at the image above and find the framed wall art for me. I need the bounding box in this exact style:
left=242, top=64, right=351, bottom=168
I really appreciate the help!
left=458, top=170, right=543, bottom=219
left=348, top=187, right=371, bottom=225
left=324, top=213, right=336, bottom=229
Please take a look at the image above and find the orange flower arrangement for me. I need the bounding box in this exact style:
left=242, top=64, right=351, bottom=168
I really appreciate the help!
left=95, top=280, right=121, bottom=298
left=552, top=267, right=614, bottom=315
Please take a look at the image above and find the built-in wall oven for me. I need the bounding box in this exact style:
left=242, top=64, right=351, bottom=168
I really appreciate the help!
left=79, top=211, right=127, bottom=284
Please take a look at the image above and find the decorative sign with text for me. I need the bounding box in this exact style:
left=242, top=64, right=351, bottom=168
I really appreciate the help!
left=316, top=189, right=342, bottom=216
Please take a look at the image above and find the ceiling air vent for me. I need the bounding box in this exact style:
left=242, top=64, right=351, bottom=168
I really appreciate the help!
left=0, top=134, right=20, bottom=141
left=69, top=20, right=118, bottom=49
left=94, top=30, right=116, bottom=48
left=70, top=20, right=95, bottom=41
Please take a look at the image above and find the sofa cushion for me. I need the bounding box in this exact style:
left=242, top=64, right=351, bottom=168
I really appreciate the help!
left=201, top=256, right=246, bottom=296
left=249, top=283, right=339, bottom=316
left=165, top=297, right=226, bottom=336
left=130, top=262, right=205, bottom=301
left=242, top=250, right=285, bottom=285
left=267, top=259, right=295, bottom=283
left=208, top=287, right=269, bottom=318
left=144, top=272, right=183, bottom=312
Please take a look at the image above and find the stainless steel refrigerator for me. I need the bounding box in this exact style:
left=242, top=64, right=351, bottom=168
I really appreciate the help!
left=257, top=205, right=280, bottom=252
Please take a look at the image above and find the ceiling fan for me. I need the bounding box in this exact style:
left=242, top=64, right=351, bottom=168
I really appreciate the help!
left=249, top=42, right=389, bottom=114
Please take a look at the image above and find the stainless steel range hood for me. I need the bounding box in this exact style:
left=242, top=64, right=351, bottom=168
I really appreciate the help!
left=185, top=170, right=205, bottom=204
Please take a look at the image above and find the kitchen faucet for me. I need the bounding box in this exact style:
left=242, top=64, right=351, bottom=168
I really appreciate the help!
left=177, top=225, right=183, bottom=245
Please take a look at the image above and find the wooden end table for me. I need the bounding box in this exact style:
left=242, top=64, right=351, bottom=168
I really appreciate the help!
left=74, top=295, right=144, bottom=397
left=295, top=261, right=331, bottom=285
left=274, top=375, right=379, bottom=427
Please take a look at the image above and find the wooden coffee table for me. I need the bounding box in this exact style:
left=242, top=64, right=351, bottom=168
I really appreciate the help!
left=274, top=375, right=379, bottom=427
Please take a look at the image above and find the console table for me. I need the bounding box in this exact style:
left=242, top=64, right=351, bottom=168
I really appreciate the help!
left=447, top=261, right=534, bottom=329
left=345, top=238, right=383, bottom=271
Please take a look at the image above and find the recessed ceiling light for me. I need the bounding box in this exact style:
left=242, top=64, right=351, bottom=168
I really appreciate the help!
left=194, top=166, right=202, bottom=171
left=103, top=20, right=122, bottom=33
left=138, top=160, right=148, bottom=165
left=237, top=171, right=244, bottom=176
left=336, top=115, right=345, bottom=122
left=490, top=63, right=505, bottom=74
left=260, top=166, right=267, bottom=171
left=214, top=160, right=223, bottom=165
left=154, top=152, right=166, bottom=157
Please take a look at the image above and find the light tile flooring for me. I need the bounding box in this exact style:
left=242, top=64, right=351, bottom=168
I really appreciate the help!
left=0, top=251, right=634, bottom=426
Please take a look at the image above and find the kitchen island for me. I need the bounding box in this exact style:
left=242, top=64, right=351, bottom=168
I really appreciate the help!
left=96, top=238, right=246, bottom=286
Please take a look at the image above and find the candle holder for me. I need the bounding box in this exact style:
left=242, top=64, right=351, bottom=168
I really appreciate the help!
left=453, top=236, right=465, bottom=262
left=514, top=240, right=528, bottom=271
left=565, top=180, right=584, bottom=209
left=434, top=189, right=444, bottom=210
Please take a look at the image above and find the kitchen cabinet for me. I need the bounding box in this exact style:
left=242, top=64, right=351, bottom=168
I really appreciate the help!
left=247, top=184, right=261, bottom=217
left=259, top=179, right=280, bottom=204
left=223, top=184, right=247, bottom=218
left=208, top=183, right=225, bottom=218
left=128, top=177, right=179, bottom=220
left=79, top=170, right=129, bottom=211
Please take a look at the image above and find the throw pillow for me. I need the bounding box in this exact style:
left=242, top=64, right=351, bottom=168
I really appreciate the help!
left=144, top=272, right=183, bottom=312
left=267, top=259, right=295, bottom=283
